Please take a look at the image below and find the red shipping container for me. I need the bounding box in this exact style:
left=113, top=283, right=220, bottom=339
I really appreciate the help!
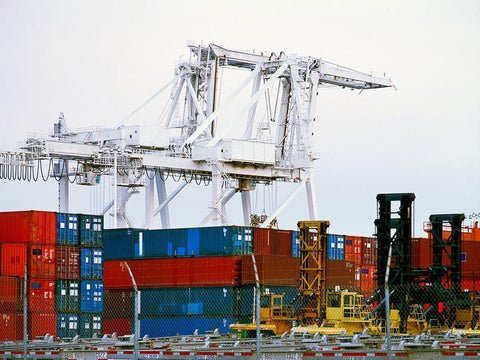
left=28, top=278, right=55, bottom=312
left=0, top=312, right=23, bottom=341
left=0, top=211, right=56, bottom=244
left=242, top=255, right=299, bottom=286
left=0, top=243, right=27, bottom=277
left=253, top=229, right=292, bottom=256
left=28, top=312, right=56, bottom=339
left=104, top=289, right=133, bottom=318
left=0, top=276, right=23, bottom=312
left=345, top=236, right=362, bottom=264
left=56, top=246, right=79, bottom=279
left=462, top=241, right=480, bottom=277
left=360, top=265, right=376, bottom=298
left=461, top=278, right=480, bottom=292
left=362, top=237, right=377, bottom=266
left=104, top=256, right=242, bottom=289
left=103, top=318, right=132, bottom=336
left=411, top=238, right=432, bottom=268
left=28, top=245, right=55, bottom=279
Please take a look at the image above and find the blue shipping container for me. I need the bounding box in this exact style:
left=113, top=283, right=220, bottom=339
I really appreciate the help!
left=79, top=313, right=103, bottom=338
left=81, top=280, right=104, bottom=313
left=139, top=285, right=297, bottom=318
left=138, top=316, right=237, bottom=337
left=198, top=226, right=252, bottom=256
left=104, top=228, right=143, bottom=260
left=55, top=280, right=80, bottom=312
left=81, top=248, right=103, bottom=279
left=292, top=231, right=300, bottom=257
left=327, top=234, right=345, bottom=260
left=79, top=214, right=103, bottom=247
left=56, top=213, right=79, bottom=246
left=140, top=287, right=239, bottom=316
left=57, top=313, right=79, bottom=338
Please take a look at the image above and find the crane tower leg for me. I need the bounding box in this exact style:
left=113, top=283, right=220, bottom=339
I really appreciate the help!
left=305, top=171, right=318, bottom=220
left=144, top=175, right=155, bottom=229
left=58, top=160, right=69, bottom=213
left=241, top=191, right=252, bottom=226
left=155, top=173, right=171, bottom=228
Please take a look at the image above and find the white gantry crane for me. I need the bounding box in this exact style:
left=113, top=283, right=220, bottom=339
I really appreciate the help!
left=0, top=43, right=392, bottom=229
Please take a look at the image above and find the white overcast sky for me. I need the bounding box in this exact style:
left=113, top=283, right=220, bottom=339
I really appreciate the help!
left=0, top=0, right=479, bottom=236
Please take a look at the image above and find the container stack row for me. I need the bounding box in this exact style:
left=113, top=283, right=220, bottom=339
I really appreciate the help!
left=0, top=211, right=104, bottom=341
left=103, top=227, right=298, bottom=337
left=55, top=213, right=104, bottom=339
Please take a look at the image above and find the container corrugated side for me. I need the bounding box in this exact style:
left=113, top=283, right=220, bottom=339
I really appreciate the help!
left=253, top=228, right=291, bottom=256
left=104, top=256, right=242, bottom=289
left=80, top=280, right=104, bottom=313
left=0, top=243, right=27, bottom=277
left=0, top=312, right=23, bottom=340
left=56, top=213, right=79, bottom=246
left=79, top=214, right=103, bottom=247
left=142, top=228, right=189, bottom=258
left=140, top=287, right=239, bottom=317
left=55, top=280, right=80, bottom=312
left=104, top=289, right=133, bottom=318
left=56, top=246, right=80, bottom=279
left=0, top=276, right=23, bottom=312
left=325, top=259, right=358, bottom=291
left=0, top=210, right=56, bottom=244
left=28, top=312, right=57, bottom=338
left=362, top=237, right=377, bottom=265
left=103, top=317, right=132, bottom=336
left=104, top=228, right=139, bottom=260
left=242, top=255, right=299, bottom=286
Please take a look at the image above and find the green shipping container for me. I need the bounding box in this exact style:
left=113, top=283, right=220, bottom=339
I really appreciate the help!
left=56, top=280, right=80, bottom=312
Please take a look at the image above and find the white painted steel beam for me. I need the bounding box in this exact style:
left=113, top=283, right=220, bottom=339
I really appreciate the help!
left=207, top=62, right=289, bottom=147
left=182, top=65, right=262, bottom=147
left=305, top=171, right=318, bottom=220
left=200, top=188, right=236, bottom=226
left=58, top=160, right=69, bottom=213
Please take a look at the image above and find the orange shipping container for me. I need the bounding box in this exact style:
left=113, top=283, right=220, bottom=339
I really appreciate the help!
left=345, top=236, right=362, bottom=264
left=325, top=260, right=359, bottom=291
left=28, top=278, right=55, bottom=312
left=0, top=243, right=27, bottom=277
left=28, top=312, right=56, bottom=339
left=411, top=238, right=432, bottom=268
left=0, top=211, right=56, bottom=244
left=28, top=245, right=55, bottom=279
left=360, top=265, right=376, bottom=298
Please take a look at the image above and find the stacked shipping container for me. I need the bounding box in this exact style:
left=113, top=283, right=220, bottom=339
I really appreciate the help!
left=0, top=211, right=104, bottom=340
left=0, top=210, right=57, bottom=340
left=56, top=213, right=104, bottom=338
left=103, top=227, right=297, bottom=337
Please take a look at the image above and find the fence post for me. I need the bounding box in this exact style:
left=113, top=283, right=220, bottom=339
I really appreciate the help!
left=251, top=254, right=261, bottom=360
left=123, top=261, right=139, bottom=360
left=23, top=264, right=27, bottom=360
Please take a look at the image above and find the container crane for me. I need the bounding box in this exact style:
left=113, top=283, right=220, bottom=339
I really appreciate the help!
left=0, top=43, right=393, bottom=229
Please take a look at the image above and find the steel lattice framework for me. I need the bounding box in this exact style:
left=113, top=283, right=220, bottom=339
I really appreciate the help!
left=0, top=44, right=393, bottom=228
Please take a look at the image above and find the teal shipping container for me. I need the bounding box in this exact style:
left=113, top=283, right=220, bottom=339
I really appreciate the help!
left=104, top=228, right=142, bottom=260
left=55, top=280, right=80, bottom=312
left=139, top=285, right=297, bottom=318
left=79, top=313, right=102, bottom=338
left=79, top=214, right=103, bottom=247
left=57, top=313, right=79, bottom=338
